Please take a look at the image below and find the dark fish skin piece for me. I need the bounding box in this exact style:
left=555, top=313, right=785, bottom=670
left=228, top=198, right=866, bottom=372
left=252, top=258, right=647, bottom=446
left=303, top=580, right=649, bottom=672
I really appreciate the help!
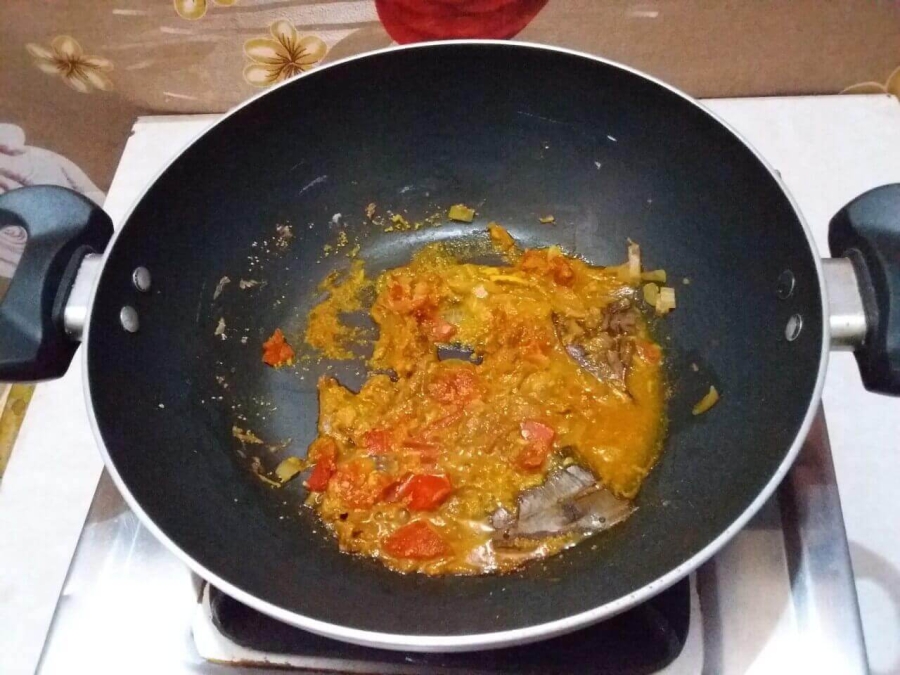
left=492, top=465, right=635, bottom=546
left=552, top=311, right=636, bottom=400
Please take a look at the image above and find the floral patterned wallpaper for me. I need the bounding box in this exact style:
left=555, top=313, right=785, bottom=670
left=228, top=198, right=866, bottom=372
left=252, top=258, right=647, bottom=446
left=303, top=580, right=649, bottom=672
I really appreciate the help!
left=0, top=0, right=899, bottom=204
left=26, top=37, right=115, bottom=94
left=242, top=19, right=328, bottom=87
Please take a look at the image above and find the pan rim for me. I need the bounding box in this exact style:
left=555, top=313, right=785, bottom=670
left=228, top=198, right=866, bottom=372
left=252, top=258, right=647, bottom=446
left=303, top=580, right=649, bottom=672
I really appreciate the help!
left=82, top=38, right=830, bottom=652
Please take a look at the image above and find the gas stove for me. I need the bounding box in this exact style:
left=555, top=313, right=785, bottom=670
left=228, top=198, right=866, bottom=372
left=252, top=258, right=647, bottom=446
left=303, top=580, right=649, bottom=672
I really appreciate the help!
left=196, top=578, right=696, bottom=672
left=14, top=96, right=900, bottom=674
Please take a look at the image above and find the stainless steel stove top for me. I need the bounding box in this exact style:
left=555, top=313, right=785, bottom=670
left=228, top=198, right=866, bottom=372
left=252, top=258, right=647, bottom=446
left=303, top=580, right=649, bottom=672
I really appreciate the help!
left=35, top=408, right=866, bottom=674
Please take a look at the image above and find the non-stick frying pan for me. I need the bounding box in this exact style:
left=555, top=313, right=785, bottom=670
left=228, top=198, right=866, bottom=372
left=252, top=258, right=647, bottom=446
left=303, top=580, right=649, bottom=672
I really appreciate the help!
left=1, top=42, right=898, bottom=652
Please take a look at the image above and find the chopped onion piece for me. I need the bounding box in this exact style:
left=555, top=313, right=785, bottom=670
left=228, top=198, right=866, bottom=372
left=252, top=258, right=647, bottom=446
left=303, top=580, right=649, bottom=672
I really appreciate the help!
left=213, top=276, right=230, bottom=299
left=275, top=456, right=306, bottom=483
left=655, top=286, right=676, bottom=315
left=488, top=222, right=516, bottom=253
left=641, top=269, right=667, bottom=283
left=489, top=274, right=534, bottom=286
left=643, top=282, right=659, bottom=306
left=627, top=241, right=641, bottom=283
left=448, top=204, right=475, bottom=222
left=692, top=386, right=720, bottom=415
left=250, top=456, right=281, bottom=487
left=257, top=474, right=282, bottom=487
left=233, top=426, right=264, bottom=444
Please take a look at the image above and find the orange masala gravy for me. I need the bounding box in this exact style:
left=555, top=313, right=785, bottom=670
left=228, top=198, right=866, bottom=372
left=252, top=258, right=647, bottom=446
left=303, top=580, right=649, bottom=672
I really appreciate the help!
left=301, top=225, right=666, bottom=575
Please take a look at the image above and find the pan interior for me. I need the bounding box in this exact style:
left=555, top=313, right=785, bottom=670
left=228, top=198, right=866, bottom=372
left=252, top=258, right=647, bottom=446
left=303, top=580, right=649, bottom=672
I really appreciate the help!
left=87, top=44, right=823, bottom=642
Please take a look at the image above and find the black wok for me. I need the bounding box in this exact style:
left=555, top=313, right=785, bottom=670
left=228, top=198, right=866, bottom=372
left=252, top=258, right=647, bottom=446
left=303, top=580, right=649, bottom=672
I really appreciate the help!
left=1, top=42, right=898, bottom=651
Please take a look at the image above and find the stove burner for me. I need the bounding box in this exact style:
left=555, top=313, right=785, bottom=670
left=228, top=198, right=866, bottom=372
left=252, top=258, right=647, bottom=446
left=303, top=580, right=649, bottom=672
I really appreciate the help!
left=205, top=579, right=691, bottom=673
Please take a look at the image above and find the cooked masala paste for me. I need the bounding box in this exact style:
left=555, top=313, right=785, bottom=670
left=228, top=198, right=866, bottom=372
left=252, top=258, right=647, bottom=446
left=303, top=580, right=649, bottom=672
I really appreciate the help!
left=298, top=225, right=670, bottom=575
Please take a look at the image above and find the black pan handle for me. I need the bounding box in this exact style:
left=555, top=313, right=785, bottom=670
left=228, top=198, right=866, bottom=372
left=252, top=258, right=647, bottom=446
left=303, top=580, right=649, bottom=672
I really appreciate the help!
left=829, top=184, right=900, bottom=395
left=0, top=186, right=113, bottom=382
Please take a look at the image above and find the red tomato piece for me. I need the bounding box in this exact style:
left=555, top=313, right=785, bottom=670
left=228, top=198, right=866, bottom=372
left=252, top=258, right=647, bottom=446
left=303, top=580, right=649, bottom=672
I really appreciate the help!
left=262, top=328, right=295, bottom=367
left=386, top=279, right=435, bottom=315
left=306, top=458, right=335, bottom=491
left=517, top=420, right=556, bottom=470
left=384, top=521, right=449, bottom=560
left=517, top=250, right=575, bottom=286
left=520, top=420, right=555, bottom=445
left=399, top=474, right=453, bottom=511
left=550, top=257, right=575, bottom=286
left=387, top=282, right=406, bottom=308
left=516, top=443, right=552, bottom=470
left=518, top=249, right=545, bottom=273
left=362, top=429, right=392, bottom=455
left=380, top=477, right=405, bottom=503
left=426, top=367, right=479, bottom=405
left=305, top=436, right=338, bottom=492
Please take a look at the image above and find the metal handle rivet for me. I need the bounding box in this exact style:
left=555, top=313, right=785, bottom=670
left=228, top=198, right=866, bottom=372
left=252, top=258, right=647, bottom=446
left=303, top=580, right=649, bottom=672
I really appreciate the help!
left=120, top=306, right=139, bottom=333
left=776, top=270, right=795, bottom=299
left=785, top=313, right=803, bottom=341
left=132, top=267, right=152, bottom=292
